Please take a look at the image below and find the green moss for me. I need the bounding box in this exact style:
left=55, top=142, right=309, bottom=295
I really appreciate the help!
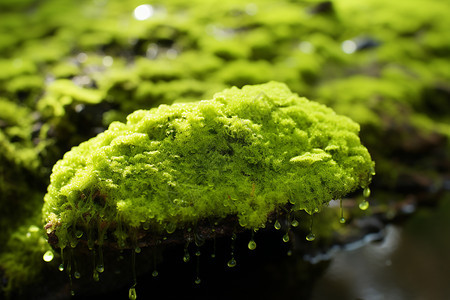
left=0, top=220, right=52, bottom=295
left=43, top=82, right=374, bottom=247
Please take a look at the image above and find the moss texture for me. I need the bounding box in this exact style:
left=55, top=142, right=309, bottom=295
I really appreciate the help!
left=43, top=82, right=374, bottom=248
left=0, top=0, right=448, bottom=298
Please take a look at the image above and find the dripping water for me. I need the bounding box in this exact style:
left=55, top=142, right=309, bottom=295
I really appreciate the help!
left=128, top=248, right=137, bottom=300
left=339, top=199, right=346, bottom=224
left=195, top=247, right=201, bottom=284
left=227, top=233, right=237, bottom=268
left=248, top=231, right=257, bottom=250
left=306, top=215, right=316, bottom=241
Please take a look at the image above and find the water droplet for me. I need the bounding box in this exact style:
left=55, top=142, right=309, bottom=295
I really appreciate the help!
left=363, top=187, right=371, bottom=198
left=75, top=230, right=83, bottom=238
left=183, top=243, right=190, bottom=262
left=306, top=233, right=316, bottom=241
left=248, top=239, right=257, bottom=250
left=93, top=270, right=99, bottom=281
left=291, top=219, right=299, bottom=227
left=339, top=199, right=345, bottom=224
left=71, top=290, right=75, bottom=296
left=87, top=238, right=94, bottom=250
left=359, top=200, right=370, bottom=211
left=282, top=233, right=290, bottom=243
left=97, top=246, right=104, bottom=272
left=274, top=220, right=281, bottom=230
left=152, top=270, right=158, bottom=277
left=195, top=250, right=201, bottom=257
left=287, top=250, right=292, bottom=256
left=43, top=250, right=54, bottom=262
left=195, top=277, right=201, bottom=284
left=135, top=247, right=141, bottom=254
left=74, top=271, right=81, bottom=279
left=143, top=223, right=150, bottom=230
left=58, top=263, right=64, bottom=272
left=129, top=287, right=137, bottom=300
left=96, top=264, right=104, bottom=273
left=227, top=258, right=237, bottom=268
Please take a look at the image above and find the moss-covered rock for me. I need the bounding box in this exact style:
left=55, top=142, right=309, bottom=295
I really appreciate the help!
left=43, top=82, right=374, bottom=248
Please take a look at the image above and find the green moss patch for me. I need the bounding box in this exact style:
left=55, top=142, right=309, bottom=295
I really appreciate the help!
left=43, top=82, right=374, bottom=248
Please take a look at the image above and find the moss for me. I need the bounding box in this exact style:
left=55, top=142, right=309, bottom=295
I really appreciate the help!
left=43, top=82, right=374, bottom=248
left=0, top=219, right=53, bottom=295
left=0, top=0, right=448, bottom=296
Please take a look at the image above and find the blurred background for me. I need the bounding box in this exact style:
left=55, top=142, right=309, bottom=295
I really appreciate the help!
left=0, top=0, right=449, bottom=299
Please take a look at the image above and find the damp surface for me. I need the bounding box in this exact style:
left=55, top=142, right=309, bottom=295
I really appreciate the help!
left=311, top=202, right=450, bottom=300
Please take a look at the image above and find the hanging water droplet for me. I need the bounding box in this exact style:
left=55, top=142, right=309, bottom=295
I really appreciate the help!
left=87, top=238, right=94, bottom=250
left=183, top=242, right=190, bottom=262
left=152, top=270, right=158, bottom=277
left=96, top=264, right=104, bottom=273
left=274, top=220, right=281, bottom=230
left=135, top=247, right=141, bottom=254
left=195, top=277, right=201, bottom=284
left=195, top=250, right=201, bottom=257
left=248, top=239, right=257, bottom=250
left=58, top=263, right=64, bottom=272
left=291, top=219, right=299, bottom=227
left=339, top=199, right=346, bottom=223
left=359, top=200, right=370, bottom=211
left=93, top=270, right=99, bottom=281
left=306, top=233, right=316, bottom=241
left=287, top=250, right=292, bottom=256
left=71, top=290, right=75, bottom=296
left=129, top=287, right=137, bottom=300
left=183, top=252, right=190, bottom=263
left=43, top=250, right=54, bottom=262
left=75, top=230, right=83, bottom=238
left=74, top=271, right=81, bottom=279
left=227, top=258, right=237, bottom=268
left=283, top=233, right=290, bottom=243
left=363, top=187, right=371, bottom=198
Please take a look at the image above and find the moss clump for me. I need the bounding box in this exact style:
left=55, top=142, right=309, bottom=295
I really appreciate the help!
left=43, top=82, right=374, bottom=247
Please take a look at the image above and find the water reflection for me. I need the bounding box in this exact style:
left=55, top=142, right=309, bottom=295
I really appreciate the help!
left=311, top=202, right=450, bottom=300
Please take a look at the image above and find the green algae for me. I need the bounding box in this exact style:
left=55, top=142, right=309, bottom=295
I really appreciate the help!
left=43, top=82, right=374, bottom=247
